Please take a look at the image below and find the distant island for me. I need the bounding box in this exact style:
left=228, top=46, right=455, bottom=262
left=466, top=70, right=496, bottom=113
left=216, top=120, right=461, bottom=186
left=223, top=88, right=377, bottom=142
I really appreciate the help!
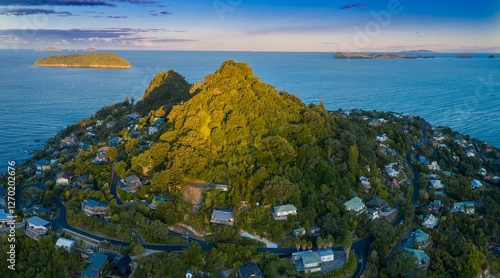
left=334, top=51, right=436, bottom=59
left=85, top=47, right=96, bottom=52
left=456, top=54, right=473, bottom=58
left=35, top=47, right=62, bottom=52
left=34, top=53, right=131, bottom=69
left=488, top=55, right=497, bottom=59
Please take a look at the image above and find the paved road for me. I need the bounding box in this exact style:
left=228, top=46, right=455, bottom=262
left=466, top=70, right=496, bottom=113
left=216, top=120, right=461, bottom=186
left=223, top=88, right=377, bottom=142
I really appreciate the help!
left=14, top=170, right=57, bottom=210
left=109, top=170, right=124, bottom=206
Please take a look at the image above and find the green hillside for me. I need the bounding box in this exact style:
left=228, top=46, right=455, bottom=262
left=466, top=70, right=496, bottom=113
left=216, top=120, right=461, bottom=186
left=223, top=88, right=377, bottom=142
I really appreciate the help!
left=34, top=52, right=131, bottom=68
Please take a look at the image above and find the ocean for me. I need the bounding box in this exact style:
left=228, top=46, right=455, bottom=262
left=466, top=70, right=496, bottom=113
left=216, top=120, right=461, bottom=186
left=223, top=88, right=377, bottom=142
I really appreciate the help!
left=1, top=49, right=499, bottom=170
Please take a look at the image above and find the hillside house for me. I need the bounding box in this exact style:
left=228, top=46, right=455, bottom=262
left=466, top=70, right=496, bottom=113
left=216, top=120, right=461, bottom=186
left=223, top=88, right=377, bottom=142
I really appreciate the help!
left=25, top=216, right=51, bottom=240
left=273, top=204, right=297, bottom=220
left=344, top=197, right=365, bottom=214
left=82, top=198, right=109, bottom=216
left=211, top=210, right=234, bottom=225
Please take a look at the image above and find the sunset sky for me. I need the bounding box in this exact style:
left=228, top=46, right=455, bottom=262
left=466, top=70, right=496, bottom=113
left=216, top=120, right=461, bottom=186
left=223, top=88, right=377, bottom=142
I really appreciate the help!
left=0, top=0, right=499, bottom=52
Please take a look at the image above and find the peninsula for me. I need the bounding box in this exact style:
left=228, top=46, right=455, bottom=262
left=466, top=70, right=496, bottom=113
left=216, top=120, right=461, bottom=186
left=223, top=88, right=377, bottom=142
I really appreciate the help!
left=34, top=52, right=132, bottom=69
left=334, top=51, right=436, bottom=59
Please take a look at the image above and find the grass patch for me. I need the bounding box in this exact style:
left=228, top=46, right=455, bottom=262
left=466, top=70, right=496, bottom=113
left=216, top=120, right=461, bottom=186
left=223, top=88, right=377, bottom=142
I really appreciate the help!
left=320, top=253, right=357, bottom=278
left=263, top=257, right=299, bottom=278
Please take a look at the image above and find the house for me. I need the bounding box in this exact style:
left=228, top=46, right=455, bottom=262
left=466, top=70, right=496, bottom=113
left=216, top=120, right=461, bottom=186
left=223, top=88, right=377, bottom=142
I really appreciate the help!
left=344, top=197, right=365, bottom=213
left=471, top=179, right=483, bottom=189
left=125, top=113, right=140, bottom=121
left=81, top=198, right=109, bottom=216
left=366, top=196, right=388, bottom=209
left=80, top=252, right=109, bottom=278
left=273, top=204, right=298, bottom=220
left=428, top=200, right=442, bottom=213
left=452, top=201, right=475, bottom=215
left=94, top=152, right=108, bottom=164
left=359, top=176, right=371, bottom=189
left=0, top=209, right=14, bottom=228
left=55, top=238, right=75, bottom=252
left=109, top=255, right=131, bottom=278
left=148, top=126, right=158, bottom=135
left=237, top=262, right=264, bottom=278
left=406, top=229, right=432, bottom=249
left=34, top=159, right=51, bottom=175
left=72, top=174, right=89, bottom=187
left=419, top=156, right=430, bottom=165
left=291, top=251, right=322, bottom=273
left=185, top=269, right=193, bottom=278
left=294, top=227, right=306, bottom=236
left=386, top=167, right=399, bottom=178
left=211, top=210, right=234, bottom=225
left=56, top=172, right=71, bottom=186
left=376, top=134, right=388, bottom=142
left=426, top=174, right=437, bottom=179
left=367, top=208, right=379, bottom=220
left=25, top=216, right=51, bottom=240
left=109, top=137, right=123, bottom=147
left=387, top=178, right=400, bottom=189
left=421, top=214, right=439, bottom=229
left=124, top=175, right=142, bottom=193
left=106, top=121, right=116, bottom=129
left=318, top=249, right=335, bottom=262
left=29, top=204, right=52, bottom=217
left=428, top=161, right=441, bottom=172
left=404, top=248, right=430, bottom=269
left=429, top=180, right=444, bottom=189
left=153, top=117, right=165, bottom=126
left=215, top=183, right=229, bottom=191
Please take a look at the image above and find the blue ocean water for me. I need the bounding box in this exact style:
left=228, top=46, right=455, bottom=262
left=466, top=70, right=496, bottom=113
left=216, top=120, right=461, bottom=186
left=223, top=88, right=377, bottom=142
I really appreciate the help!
left=1, top=50, right=499, bottom=169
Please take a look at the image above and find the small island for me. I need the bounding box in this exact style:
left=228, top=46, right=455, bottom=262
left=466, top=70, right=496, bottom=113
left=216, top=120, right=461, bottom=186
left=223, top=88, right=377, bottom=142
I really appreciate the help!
left=34, top=53, right=132, bottom=69
left=488, top=55, right=497, bottom=59
left=456, top=54, right=473, bottom=58
left=35, top=47, right=62, bottom=52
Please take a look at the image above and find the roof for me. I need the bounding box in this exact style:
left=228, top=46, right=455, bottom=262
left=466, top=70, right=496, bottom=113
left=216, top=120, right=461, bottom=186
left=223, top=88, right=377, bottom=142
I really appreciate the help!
left=301, top=251, right=322, bottom=265
left=344, top=196, right=364, bottom=210
left=55, top=238, right=75, bottom=247
left=83, top=198, right=108, bottom=209
left=211, top=210, right=233, bottom=220
left=0, top=209, right=14, bottom=221
left=237, top=262, right=264, bottom=278
left=111, top=255, right=131, bottom=275
left=471, top=179, right=483, bottom=188
left=404, top=248, right=428, bottom=262
left=57, top=172, right=71, bottom=179
left=422, top=214, right=438, bottom=227
left=414, top=229, right=429, bottom=243
left=419, top=156, right=430, bottom=165
left=273, top=204, right=297, bottom=213
left=27, top=216, right=50, bottom=227
left=366, top=197, right=387, bottom=208
left=317, top=249, right=334, bottom=257
left=81, top=253, right=108, bottom=278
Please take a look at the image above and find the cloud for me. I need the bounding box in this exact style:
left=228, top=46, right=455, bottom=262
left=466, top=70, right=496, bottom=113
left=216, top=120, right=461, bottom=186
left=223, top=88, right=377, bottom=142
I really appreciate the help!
left=0, top=8, right=73, bottom=16
left=149, top=10, right=171, bottom=16
left=0, top=0, right=115, bottom=6
left=92, top=15, right=127, bottom=18
left=110, top=0, right=164, bottom=7
left=340, top=3, right=367, bottom=10
left=0, top=28, right=191, bottom=48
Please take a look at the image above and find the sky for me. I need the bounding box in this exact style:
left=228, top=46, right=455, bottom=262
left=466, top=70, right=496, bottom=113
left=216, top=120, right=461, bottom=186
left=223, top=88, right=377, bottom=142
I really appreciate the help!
left=0, top=0, right=499, bottom=52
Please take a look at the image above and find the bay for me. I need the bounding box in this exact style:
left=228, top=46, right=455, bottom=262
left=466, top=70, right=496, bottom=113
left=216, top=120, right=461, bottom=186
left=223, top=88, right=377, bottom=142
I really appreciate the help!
left=0, top=49, right=499, bottom=170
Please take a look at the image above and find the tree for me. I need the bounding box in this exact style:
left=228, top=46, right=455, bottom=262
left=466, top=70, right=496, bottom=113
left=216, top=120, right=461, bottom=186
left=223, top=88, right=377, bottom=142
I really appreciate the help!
left=301, top=239, right=307, bottom=251
left=316, top=237, right=324, bottom=249
left=106, top=147, right=118, bottom=163
left=133, top=243, right=145, bottom=257
left=294, top=237, right=301, bottom=251
left=184, top=242, right=203, bottom=271
left=307, top=241, right=313, bottom=250
left=387, top=250, right=420, bottom=278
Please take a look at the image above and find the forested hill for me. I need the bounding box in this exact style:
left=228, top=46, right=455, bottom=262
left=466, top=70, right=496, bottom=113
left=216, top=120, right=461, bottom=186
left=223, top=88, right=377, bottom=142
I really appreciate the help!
left=134, top=69, right=191, bottom=115
left=34, top=53, right=131, bottom=68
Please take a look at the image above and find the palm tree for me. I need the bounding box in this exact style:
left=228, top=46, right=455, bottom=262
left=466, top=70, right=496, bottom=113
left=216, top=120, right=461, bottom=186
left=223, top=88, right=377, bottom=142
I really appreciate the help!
left=327, top=235, right=334, bottom=248
left=294, top=237, right=301, bottom=252
left=307, top=241, right=313, bottom=250
left=301, top=239, right=307, bottom=251
left=316, top=237, right=324, bottom=249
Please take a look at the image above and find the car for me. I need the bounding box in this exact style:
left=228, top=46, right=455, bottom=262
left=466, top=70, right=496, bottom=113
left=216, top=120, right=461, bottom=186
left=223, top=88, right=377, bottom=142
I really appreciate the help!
left=400, top=219, right=404, bottom=225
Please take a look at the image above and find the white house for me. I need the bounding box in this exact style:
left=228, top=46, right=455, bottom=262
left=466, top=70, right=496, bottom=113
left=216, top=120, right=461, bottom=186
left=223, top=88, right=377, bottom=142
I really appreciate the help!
left=215, top=184, right=229, bottom=191
left=273, top=204, right=297, bottom=220
left=55, top=238, right=75, bottom=251
left=125, top=113, right=140, bottom=121
left=376, top=134, right=388, bottom=142
left=148, top=126, right=159, bottom=135
left=210, top=210, right=234, bottom=225
left=428, top=161, right=441, bottom=172
left=429, top=180, right=445, bottom=189
left=386, top=167, right=399, bottom=178
left=452, top=201, right=475, bottom=215
left=291, top=251, right=322, bottom=273
left=359, top=176, right=371, bottom=189
left=344, top=197, right=365, bottom=213
left=318, top=249, right=335, bottom=262
left=25, top=216, right=51, bottom=240
left=56, top=172, right=71, bottom=186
